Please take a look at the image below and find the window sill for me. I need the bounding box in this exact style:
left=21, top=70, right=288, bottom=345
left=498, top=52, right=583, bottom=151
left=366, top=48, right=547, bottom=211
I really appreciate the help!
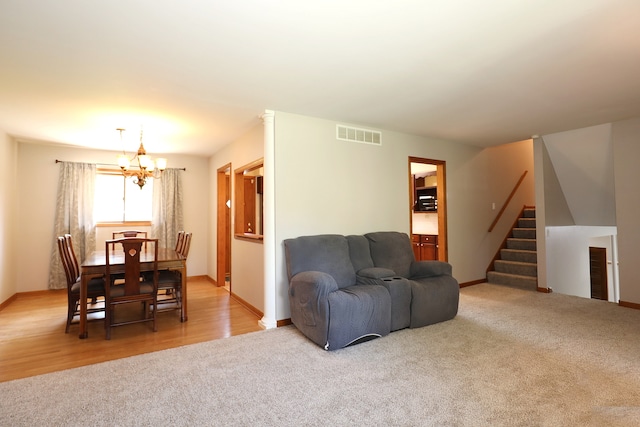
left=96, top=221, right=152, bottom=227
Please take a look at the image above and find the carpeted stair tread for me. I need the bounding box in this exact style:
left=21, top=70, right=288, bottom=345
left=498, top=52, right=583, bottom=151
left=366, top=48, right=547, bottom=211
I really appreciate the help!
left=494, top=260, right=537, bottom=277
left=500, top=248, right=537, bottom=263
left=489, top=207, right=538, bottom=291
left=512, top=228, right=536, bottom=239
left=518, top=218, right=536, bottom=228
left=487, top=271, right=537, bottom=290
left=506, top=238, right=537, bottom=251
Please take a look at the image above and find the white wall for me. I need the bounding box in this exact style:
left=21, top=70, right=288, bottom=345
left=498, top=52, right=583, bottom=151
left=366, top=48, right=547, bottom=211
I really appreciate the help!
left=612, top=117, right=640, bottom=305
left=208, top=122, right=264, bottom=312
left=537, top=126, right=618, bottom=300
left=0, top=131, right=18, bottom=305
left=541, top=124, right=616, bottom=226
left=272, top=112, right=535, bottom=320
left=537, top=118, right=640, bottom=304
left=546, top=226, right=617, bottom=299
left=412, top=212, right=438, bottom=235
left=15, top=141, right=209, bottom=292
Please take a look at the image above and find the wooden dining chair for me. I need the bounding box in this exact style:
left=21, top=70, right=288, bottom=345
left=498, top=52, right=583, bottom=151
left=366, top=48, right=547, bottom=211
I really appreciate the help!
left=104, top=237, right=159, bottom=340
left=156, top=232, right=192, bottom=312
left=57, top=235, right=105, bottom=333
left=111, top=230, right=148, bottom=252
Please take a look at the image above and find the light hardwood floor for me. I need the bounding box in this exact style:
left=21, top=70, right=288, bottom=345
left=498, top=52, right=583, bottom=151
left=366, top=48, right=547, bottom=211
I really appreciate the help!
left=0, top=277, right=263, bottom=382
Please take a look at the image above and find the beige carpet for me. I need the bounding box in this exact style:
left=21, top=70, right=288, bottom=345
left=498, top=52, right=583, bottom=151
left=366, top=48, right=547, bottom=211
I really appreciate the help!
left=2, top=283, right=640, bottom=426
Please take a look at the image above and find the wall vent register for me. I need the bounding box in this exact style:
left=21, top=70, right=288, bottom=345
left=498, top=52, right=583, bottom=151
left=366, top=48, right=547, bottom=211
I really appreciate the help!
left=336, top=125, right=382, bottom=146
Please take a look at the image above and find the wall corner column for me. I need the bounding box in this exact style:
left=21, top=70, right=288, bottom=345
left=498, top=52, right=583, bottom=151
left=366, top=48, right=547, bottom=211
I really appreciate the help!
left=259, top=110, right=277, bottom=329
left=532, top=136, right=548, bottom=291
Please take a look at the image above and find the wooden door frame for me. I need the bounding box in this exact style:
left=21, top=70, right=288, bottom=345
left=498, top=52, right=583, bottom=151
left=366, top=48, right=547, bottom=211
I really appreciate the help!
left=408, top=156, right=448, bottom=261
left=216, top=163, right=231, bottom=288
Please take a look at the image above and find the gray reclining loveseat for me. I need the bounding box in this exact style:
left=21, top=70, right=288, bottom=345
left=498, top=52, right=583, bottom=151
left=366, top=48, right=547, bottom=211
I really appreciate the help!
left=284, top=231, right=459, bottom=350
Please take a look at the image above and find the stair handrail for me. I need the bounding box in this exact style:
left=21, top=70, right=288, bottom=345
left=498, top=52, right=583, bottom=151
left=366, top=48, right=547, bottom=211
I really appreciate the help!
left=488, top=170, right=528, bottom=233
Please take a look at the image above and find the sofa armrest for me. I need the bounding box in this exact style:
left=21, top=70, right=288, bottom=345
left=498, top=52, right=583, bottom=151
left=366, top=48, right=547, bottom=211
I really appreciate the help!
left=289, top=271, right=340, bottom=347
left=290, top=270, right=339, bottom=299
left=357, top=267, right=396, bottom=279
left=355, top=267, right=396, bottom=287
left=410, top=260, right=452, bottom=278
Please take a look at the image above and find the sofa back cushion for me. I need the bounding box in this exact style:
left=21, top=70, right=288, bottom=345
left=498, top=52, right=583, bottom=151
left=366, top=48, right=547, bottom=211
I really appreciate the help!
left=284, top=234, right=356, bottom=289
left=365, top=231, right=414, bottom=278
left=346, top=235, right=374, bottom=272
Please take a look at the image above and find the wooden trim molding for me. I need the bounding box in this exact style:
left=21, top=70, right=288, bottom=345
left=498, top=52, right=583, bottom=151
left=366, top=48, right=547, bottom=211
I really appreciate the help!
left=229, top=282, right=290, bottom=327
left=277, top=318, right=292, bottom=327
left=0, top=294, right=17, bottom=312
left=619, top=300, right=640, bottom=310
left=1, top=289, right=68, bottom=311
left=459, top=279, right=487, bottom=288
left=537, top=287, right=553, bottom=293
left=188, top=275, right=215, bottom=284
left=230, top=292, right=263, bottom=319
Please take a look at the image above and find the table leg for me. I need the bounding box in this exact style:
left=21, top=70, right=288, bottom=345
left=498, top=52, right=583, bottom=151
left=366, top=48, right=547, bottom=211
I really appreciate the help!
left=180, top=262, right=188, bottom=322
left=79, top=273, right=88, bottom=339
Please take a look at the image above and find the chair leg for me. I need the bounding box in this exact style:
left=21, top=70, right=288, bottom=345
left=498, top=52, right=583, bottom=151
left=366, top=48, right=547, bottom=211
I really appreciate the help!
left=175, top=286, right=182, bottom=309
left=152, top=296, right=157, bottom=332
left=66, top=298, right=78, bottom=333
left=105, top=304, right=112, bottom=340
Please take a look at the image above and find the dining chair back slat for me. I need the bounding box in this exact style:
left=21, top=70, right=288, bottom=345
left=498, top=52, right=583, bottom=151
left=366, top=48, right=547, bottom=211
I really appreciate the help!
left=156, top=231, right=192, bottom=313
left=57, top=236, right=76, bottom=288
left=57, top=234, right=106, bottom=333
left=104, top=237, right=159, bottom=340
left=180, top=232, right=192, bottom=258
left=175, top=231, right=185, bottom=254
left=63, top=234, right=80, bottom=280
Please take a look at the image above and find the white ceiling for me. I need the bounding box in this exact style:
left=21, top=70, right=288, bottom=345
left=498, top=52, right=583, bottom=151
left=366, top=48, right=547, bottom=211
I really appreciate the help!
left=1, top=1, right=640, bottom=156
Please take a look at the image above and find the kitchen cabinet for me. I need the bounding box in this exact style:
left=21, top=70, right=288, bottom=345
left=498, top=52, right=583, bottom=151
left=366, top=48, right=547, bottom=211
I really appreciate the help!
left=412, top=234, right=438, bottom=261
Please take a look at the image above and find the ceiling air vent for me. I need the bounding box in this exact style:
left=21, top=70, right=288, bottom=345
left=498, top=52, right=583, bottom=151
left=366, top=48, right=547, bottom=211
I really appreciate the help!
left=336, top=125, right=382, bottom=146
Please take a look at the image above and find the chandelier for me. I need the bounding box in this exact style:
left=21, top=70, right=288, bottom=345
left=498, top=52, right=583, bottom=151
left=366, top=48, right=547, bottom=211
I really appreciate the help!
left=116, top=128, right=167, bottom=189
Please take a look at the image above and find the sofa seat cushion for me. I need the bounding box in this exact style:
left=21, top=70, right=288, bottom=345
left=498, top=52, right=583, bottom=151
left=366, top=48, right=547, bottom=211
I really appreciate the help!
left=409, top=275, right=459, bottom=328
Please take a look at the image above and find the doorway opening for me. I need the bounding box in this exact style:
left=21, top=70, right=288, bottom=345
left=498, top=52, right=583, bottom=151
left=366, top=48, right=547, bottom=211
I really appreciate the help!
left=217, top=164, right=232, bottom=291
left=589, top=246, right=608, bottom=301
left=408, top=156, right=448, bottom=261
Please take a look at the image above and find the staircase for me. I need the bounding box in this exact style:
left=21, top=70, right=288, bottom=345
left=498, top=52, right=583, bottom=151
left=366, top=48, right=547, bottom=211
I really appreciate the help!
left=487, top=207, right=538, bottom=291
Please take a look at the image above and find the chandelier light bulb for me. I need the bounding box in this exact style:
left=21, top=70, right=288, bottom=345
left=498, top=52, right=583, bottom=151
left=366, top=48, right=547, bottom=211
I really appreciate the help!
left=155, top=158, right=167, bottom=171
left=117, top=154, right=130, bottom=170
left=115, top=127, right=167, bottom=189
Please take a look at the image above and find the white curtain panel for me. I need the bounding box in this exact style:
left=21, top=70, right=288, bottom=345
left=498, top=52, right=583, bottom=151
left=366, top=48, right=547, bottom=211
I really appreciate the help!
left=151, top=168, right=184, bottom=249
left=48, top=162, right=97, bottom=290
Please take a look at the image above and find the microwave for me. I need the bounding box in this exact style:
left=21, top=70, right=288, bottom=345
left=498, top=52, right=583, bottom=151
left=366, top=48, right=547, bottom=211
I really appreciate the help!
left=415, top=188, right=437, bottom=212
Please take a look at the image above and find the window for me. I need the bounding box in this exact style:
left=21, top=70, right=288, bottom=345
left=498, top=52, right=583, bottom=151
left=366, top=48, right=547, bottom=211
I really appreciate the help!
left=94, top=171, right=153, bottom=223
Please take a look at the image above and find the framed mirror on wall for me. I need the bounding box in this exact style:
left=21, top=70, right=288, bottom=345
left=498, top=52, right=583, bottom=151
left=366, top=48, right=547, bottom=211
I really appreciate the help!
left=234, top=158, right=264, bottom=242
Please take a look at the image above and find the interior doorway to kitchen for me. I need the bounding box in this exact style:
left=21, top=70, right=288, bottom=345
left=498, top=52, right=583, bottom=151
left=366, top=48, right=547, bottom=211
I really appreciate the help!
left=409, top=156, right=448, bottom=261
left=217, top=163, right=232, bottom=291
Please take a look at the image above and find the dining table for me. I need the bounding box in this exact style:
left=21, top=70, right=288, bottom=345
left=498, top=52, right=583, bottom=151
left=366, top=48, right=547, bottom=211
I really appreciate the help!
left=79, top=247, right=187, bottom=339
